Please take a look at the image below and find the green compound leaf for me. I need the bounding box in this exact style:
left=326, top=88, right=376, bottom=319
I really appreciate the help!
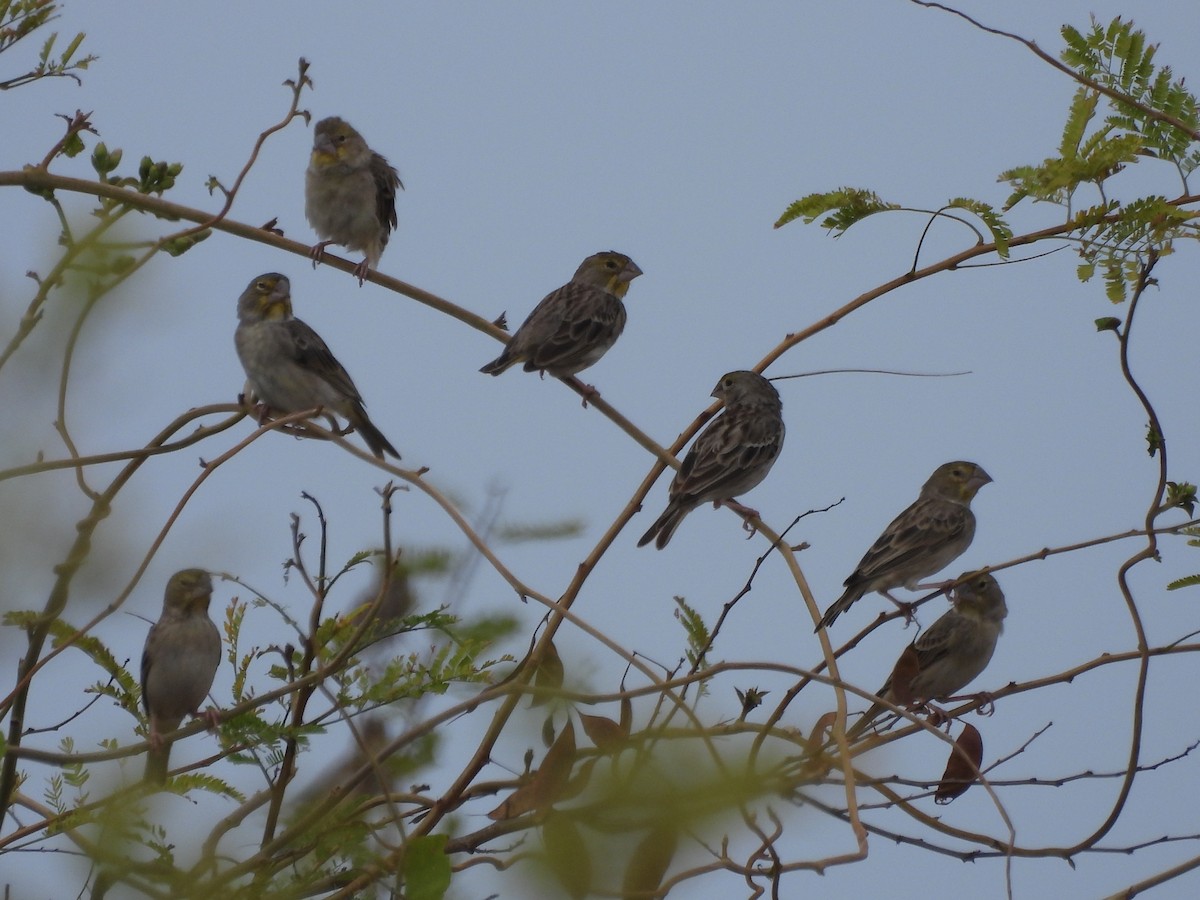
left=774, top=187, right=900, bottom=234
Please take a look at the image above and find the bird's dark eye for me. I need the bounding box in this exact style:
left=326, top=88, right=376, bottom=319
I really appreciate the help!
left=256, top=280, right=269, bottom=291
left=605, top=259, right=618, bottom=269
left=336, top=133, right=347, bottom=143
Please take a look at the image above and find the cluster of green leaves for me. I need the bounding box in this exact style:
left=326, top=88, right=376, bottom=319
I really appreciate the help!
left=223, top=555, right=514, bottom=767
left=1003, top=19, right=1200, bottom=300
left=1061, top=17, right=1200, bottom=174
left=0, top=0, right=95, bottom=90
left=673, top=595, right=711, bottom=671
left=1166, top=518, right=1200, bottom=591
left=324, top=610, right=516, bottom=710
left=773, top=189, right=1014, bottom=258
left=88, top=142, right=187, bottom=197
left=11, top=116, right=210, bottom=314
left=776, top=17, right=1200, bottom=303
left=773, top=187, right=900, bottom=236
left=92, top=142, right=212, bottom=258
left=0, top=538, right=516, bottom=899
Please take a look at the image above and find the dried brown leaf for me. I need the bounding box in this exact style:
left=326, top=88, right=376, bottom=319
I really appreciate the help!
left=619, top=695, right=633, bottom=733
left=488, top=721, right=578, bottom=820
left=935, top=723, right=983, bottom=804
left=890, top=645, right=922, bottom=707
left=813, top=710, right=838, bottom=744
left=580, top=713, right=627, bottom=752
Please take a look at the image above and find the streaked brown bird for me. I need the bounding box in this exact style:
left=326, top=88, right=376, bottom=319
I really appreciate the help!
left=480, top=251, right=642, bottom=388
left=638, top=370, right=785, bottom=550
left=847, top=570, right=1006, bottom=740
left=817, top=461, right=991, bottom=630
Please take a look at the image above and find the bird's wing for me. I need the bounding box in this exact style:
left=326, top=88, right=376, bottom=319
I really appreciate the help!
left=507, top=284, right=621, bottom=370
left=139, top=623, right=161, bottom=715
left=910, top=611, right=965, bottom=670
left=848, top=497, right=969, bottom=585
left=672, top=407, right=783, bottom=504
left=282, top=319, right=363, bottom=402
left=371, top=153, right=401, bottom=230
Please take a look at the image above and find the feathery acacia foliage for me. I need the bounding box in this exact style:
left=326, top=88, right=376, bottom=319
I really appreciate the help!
left=780, top=16, right=1200, bottom=303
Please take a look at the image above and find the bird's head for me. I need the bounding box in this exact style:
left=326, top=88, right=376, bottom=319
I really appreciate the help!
left=923, top=460, right=992, bottom=503
left=162, top=568, right=214, bottom=616
left=310, top=116, right=370, bottom=170
left=573, top=250, right=643, bottom=298
left=237, top=273, right=292, bottom=323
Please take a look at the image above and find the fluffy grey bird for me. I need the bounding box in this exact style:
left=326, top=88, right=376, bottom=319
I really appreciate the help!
left=817, top=460, right=991, bottom=630
left=234, top=273, right=400, bottom=459
left=846, top=570, right=1006, bottom=740
left=480, top=251, right=642, bottom=381
left=140, top=568, right=222, bottom=784
left=305, top=116, right=402, bottom=284
left=638, top=370, right=785, bottom=550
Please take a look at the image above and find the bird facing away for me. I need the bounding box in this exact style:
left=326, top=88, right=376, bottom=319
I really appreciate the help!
left=817, top=460, right=992, bottom=630
left=234, top=273, right=400, bottom=459
left=305, top=116, right=402, bottom=284
left=638, top=370, right=785, bottom=550
left=846, top=570, right=1007, bottom=740
left=480, top=251, right=642, bottom=382
left=140, top=568, right=222, bottom=784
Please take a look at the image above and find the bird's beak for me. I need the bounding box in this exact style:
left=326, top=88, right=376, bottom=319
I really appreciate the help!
left=620, top=260, right=643, bottom=282
left=969, top=467, right=993, bottom=491
left=313, top=132, right=336, bottom=156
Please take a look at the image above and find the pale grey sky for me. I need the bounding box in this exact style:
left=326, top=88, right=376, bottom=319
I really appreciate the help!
left=2, top=2, right=1199, bottom=897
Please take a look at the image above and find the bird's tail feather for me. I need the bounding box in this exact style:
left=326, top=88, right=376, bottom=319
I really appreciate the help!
left=844, top=700, right=888, bottom=742
left=638, top=505, right=684, bottom=550
left=479, top=353, right=515, bottom=376
left=355, top=413, right=400, bottom=459
left=815, top=585, right=864, bottom=631
left=144, top=745, right=171, bottom=785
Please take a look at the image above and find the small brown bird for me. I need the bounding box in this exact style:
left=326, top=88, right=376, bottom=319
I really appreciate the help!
left=234, top=273, right=400, bottom=459
left=480, top=251, right=642, bottom=386
left=847, top=570, right=1007, bottom=740
left=305, top=116, right=402, bottom=284
left=140, top=569, right=222, bottom=784
left=638, top=370, right=785, bottom=549
left=817, top=461, right=991, bottom=630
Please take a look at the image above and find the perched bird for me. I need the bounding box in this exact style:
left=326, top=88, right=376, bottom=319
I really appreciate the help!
left=140, top=569, right=222, bottom=784
left=847, top=570, right=1006, bottom=740
left=234, top=273, right=400, bottom=459
left=305, top=116, right=402, bottom=284
left=817, top=460, right=991, bottom=630
left=479, top=251, right=642, bottom=391
left=638, top=370, right=785, bottom=550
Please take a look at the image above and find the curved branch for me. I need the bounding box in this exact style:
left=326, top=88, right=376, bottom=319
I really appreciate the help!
left=912, top=1, right=1200, bottom=142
